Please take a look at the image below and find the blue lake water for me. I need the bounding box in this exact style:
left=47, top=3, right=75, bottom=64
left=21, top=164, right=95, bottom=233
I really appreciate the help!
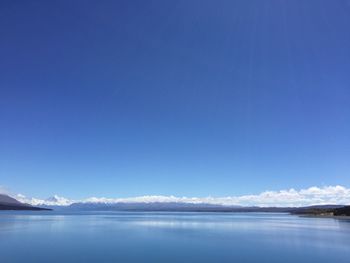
left=0, top=212, right=349, bottom=263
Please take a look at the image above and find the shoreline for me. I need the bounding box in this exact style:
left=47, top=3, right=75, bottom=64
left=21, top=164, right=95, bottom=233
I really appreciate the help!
left=298, top=214, right=350, bottom=220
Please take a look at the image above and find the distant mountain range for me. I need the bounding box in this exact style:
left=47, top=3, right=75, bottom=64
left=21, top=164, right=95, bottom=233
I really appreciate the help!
left=67, top=202, right=244, bottom=212
left=1, top=194, right=349, bottom=216
left=42, top=200, right=346, bottom=214
left=0, top=194, right=50, bottom=211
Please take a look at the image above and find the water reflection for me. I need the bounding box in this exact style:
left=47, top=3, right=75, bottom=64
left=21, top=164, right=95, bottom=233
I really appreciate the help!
left=0, top=212, right=350, bottom=263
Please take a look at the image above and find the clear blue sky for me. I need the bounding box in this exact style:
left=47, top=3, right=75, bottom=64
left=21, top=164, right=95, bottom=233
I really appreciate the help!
left=1, top=0, right=350, bottom=199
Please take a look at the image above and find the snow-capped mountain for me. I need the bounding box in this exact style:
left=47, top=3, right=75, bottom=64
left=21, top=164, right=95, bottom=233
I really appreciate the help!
left=15, top=194, right=73, bottom=207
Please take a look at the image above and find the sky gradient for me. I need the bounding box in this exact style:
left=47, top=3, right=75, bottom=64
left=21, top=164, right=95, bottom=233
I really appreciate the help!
left=1, top=0, right=350, bottom=200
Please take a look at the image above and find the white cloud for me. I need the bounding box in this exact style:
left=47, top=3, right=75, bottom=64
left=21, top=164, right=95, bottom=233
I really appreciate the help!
left=15, top=185, right=350, bottom=207
left=16, top=194, right=74, bottom=206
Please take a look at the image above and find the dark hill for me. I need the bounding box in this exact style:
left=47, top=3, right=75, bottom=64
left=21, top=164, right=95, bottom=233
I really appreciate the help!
left=0, top=194, right=22, bottom=205
left=333, top=206, right=350, bottom=216
left=291, top=205, right=350, bottom=216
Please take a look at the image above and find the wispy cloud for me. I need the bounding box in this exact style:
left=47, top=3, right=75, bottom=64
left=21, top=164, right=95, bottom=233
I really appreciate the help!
left=14, top=185, right=350, bottom=207
left=0, top=185, right=10, bottom=195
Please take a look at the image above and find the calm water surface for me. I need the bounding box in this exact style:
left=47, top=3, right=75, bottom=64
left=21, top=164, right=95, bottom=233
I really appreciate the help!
left=0, top=212, right=349, bottom=263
